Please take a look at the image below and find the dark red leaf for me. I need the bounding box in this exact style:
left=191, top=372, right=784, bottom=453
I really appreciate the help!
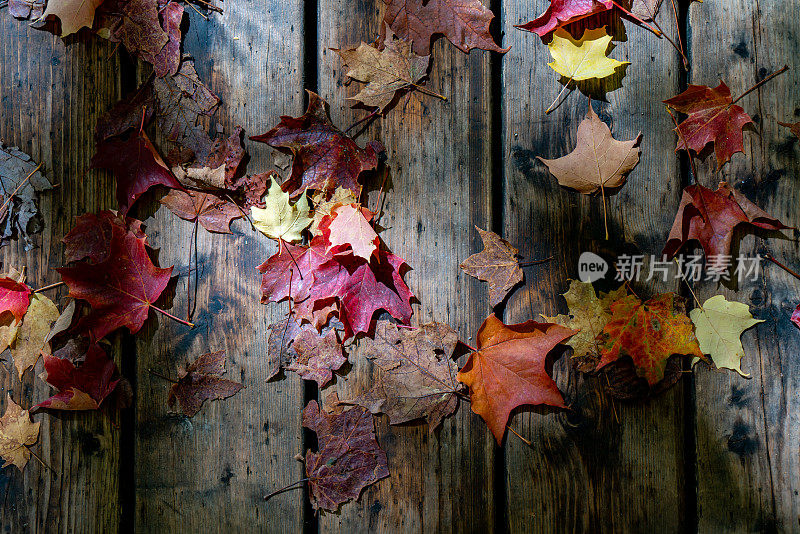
left=167, top=351, right=244, bottom=416
left=35, top=344, right=120, bottom=411
left=63, top=210, right=146, bottom=264
left=515, top=0, right=612, bottom=37
left=160, top=189, right=242, bottom=233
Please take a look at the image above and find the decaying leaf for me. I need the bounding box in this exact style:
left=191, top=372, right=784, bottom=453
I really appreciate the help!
left=302, top=400, right=389, bottom=511
left=168, top=351, right=244, bottom=417
left=664, top=82, right=754, bottom=169
left=251, top=91, right=382, bottom=198
left=460, top=227, right=523, bottom=307
left=597, top=293, right=704, bottom=386
left=161, top=189, right=242, bottom=234
left=516, top=0, right=612, bottom=37
left=39, top=0, right=105, bottom=37
left=382, top=0, right=509, bottom=55
left=347, top=321, right=461, bottom=431
left=0, top=395, right=40, bottom=470
left=0, top=144, right=53, bottom=250
left=457, top=314, right=576, bottom=443
left=334, top=28, right=431, bottom=112
left=251, top=178, right=312, bottom=243
left=35, top=344, right=120, bottom=410
left=98, top=0, right=171, bottom=77
left=9, top=0, right=45, bottom=19
left=690, top=295, right=763, bottom=377
left=547, top=27, right=629, bottom=82
left=310, top=188, right=358, bottom=236
left=46, top=300, right=76, bottom=343
left=11, top=294, right=59, bottom=379
left=630, top=0, right=663, bottom=20
left=286, top=328, right=346, bottom=387
left=266, top=316, right=304, bottom=381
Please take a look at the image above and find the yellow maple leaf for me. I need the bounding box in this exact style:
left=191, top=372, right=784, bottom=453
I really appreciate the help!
left=251, top=179, right=312, bottom=243
left=547, top=27, right=629, bottom=81
left=0, top=395, right=40, bottom=471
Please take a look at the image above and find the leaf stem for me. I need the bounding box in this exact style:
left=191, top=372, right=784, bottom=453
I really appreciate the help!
left=150, top=304, right=195, bottom=328
left=25, top=445, right=52, bottom=471
left=0, top=162, right=40, bottom=217
left=344, top=109, right=380, bottom=135
left=545, top=80, right=574, bottom=115
left=264, top=478, right=309, bottom=501
left=519, top=256, right=554, bottom=267
left=665, top=107, right=699, bottom=181
left=731, top=65, right=789, bottom=106
left=33, top=281, right=65, bottom=293
left=148, top=369, right=178, bottom=384
left=506, top=425, right=532, bottom=446
left=609, top=0, right=662, bottom=36
left=764, top=253, right=800, bottom=282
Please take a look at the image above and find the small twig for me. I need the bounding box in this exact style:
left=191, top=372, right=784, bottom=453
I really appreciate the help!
left=33, top=281, right=65, bottom=293
left=224, top=193, right=256, bottom=232
left=150, top=304, right=195, bottom=328
left=395, top=323, right=418, bottom=330
left=187, top=1, right=208, bottom=20
left=461, top=341, right=478, bottom=352
left=731, top=65, right=789, bottom=106
left=148, top=369, right=178, bottom=384
left=764, top=254, right=800, bottom=282
left=280, top=239, right=304, bottom=281
left=0, top=163, right=40, bottom=216
left=545, top=80, right=574, bottom=115
left=25, top=445, right=52, bottom=471
left=519, top=256, right=554, bottom=267
left=668, top=0, right=689, bottom=70
left=506, top=425, right=532, bottom=447
left=675, top=259, right=703, bottom=309
left=190, top=0, right=223, bottom=13
left=264, top=479, right=309, bottom=501
left=344, top=109, right=380, bottom=135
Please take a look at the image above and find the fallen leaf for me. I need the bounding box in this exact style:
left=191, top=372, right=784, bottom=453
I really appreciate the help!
left=257, top=237, right=332, bottom=305
left=46, top=300, right=76, bottom=343
left=664, top=82, right=754, bottom=169
left=9, top=0, right=45, bottom=19
left=663, top=182, right=790, bottom=270
left=460, top=227, right=523, bottom=307
left=251, top=178, right=312, bottom=243
left=457, top=314, right=576, bottom=443
left=168, top=351, right=244, bottom=416
left=347, top=321, right=460, bottom=431
left=323, top=204, right=380, bottom=261
left=91, top=130, right=183, bottom=215
left=302, top=400, right=389, bottom=511
left=100, top=0, right=170, bottom=76
left=334, top=28, right=431, bottom=113
left=382, top=0, right=509, bottom=55
left=173, top=127, right=247, bottom=191
left=95, top=83, right=155, bottom=141
left=266, top=316, right=304, bottom=381
left=161, top=189, right=242, bottom=234
left=792, top=304, right=800, bottom=330
left=0, top=395, right=40, bottom=470
left=0, top=275, right=31, bottom=323
left=778, top=120, right=800, bottom=139
left=541, top=279, right=627, bottom=362
left=11, top=294, right=59, bottom=379
left=515, top=0, right=612, bottom=37
left=310, top=188, right=358, bottom=236
left=539, top=104, right=641, bottom=193
left=0, top=143, right=53, bottom=250
left=63, top=210, right=146, bottom=264
left=547, top=27, right=629, bottom=82
left=630, top=0, right=663, bottom=20
left=251, top=91, right=382, bottom=198
left=286, top=328, right=346, bottom=387
left=58, top=227, right=173, bottom=341
left=150, top=2, right=184, bottom=77
left=39, top=0, right=105, bottom=37
left=35, top=344, right=120, bottom=410
left=597, top=293, right=703, bottom=386
left=690, top=295, right=763, bottom=377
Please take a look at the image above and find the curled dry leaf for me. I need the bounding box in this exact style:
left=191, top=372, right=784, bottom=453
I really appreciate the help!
left=382, top=0, right=509, bottom=55
left=690, top=295, right=763, bottom=377
left=663, top=182, right=790, bottom=271
left=35, top=344, right=120, bottom=411
left=346, top=321, right=461, bottom=431
left=161, top=189, right=242, bottom=234
left=334, top=28, right=431, bottom=113
left=457, top=314, right=576, bottom=443
left=515, top=0, right=612, bottom=38
left=251, top=91, right=382, bottom=198
left=460, top=227, right=523, bottom=307
left=0, top=395, right=40, bottom=470
left=0, top=143, right=53, bottom=250
left=39, top=0, right=105, bottom=37
left=302, top=400, right=389, bottom=511
left=251, top=178, right=312, bottom=243
left=597, top=293, right=704, bottom=386
left=778, top=120, right=800, bottom=139
left=266, top=316, right=304, bottom=381
left=11, top=294, right=59, bottom=379
left=547, top=27, right=629, bottom=82
left=167, top=351, right=244, bottom=417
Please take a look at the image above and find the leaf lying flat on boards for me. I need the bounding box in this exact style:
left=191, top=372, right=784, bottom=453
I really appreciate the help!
left=310, top=188, right=357, bottom=236
left=460, top=227, right=523, bottom=307
left=39, top=0, right=105, bottom=37
left=302, top=400, right=389, bottom=511
left=547, top=27, right=629, bottom=82
left=690, top=295, right=763, bottom=377
left=11, top=294, right=59, bottom=379
left=161, top=189, right=242, bottom=234
left=346, top=321, right=461, bottom=431
left=9, top=0, right=45, bottom=19
left=35, top=344, right=120, bottom=411
left=286, top=328, right=346, bottom=387
left=0, top=144, right=53, bottom=250
left=168, top=351, right=244, bottom=417
left=515, top=0, right=612, bottom=38
left=250, top=178, right=312, bottom=243
left=0, top=395, right=40, bottom=470
left=322, top=204, right=380, bottom=261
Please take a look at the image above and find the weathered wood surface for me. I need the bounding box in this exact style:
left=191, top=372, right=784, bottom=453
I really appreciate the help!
left=0, top=0, right=799, bottom=532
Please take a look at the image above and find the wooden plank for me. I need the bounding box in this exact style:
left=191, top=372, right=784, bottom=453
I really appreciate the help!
left=132, top=3, right=307, bottom=532
left=316, top=1, right=497, bottom=531
left=0, top=15, right=123, bottom=534
left=501, top=4, right=687, bottom=531
left=688, top=0, right=800, bottom=530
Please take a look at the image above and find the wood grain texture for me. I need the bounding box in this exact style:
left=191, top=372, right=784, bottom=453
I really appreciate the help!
left=688, top=0, right=800, bottom=530
left=501, top=2, right=686, bottom=531
left=131, top=3, right=307, bottom=532
left=316, top=1, right=496, bottom=531
left=0, top=14, right=123, bottom=534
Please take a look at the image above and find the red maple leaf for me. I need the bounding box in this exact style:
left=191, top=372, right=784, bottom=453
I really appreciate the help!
left=35, top=344, right=120, bottom=411
left=257, top=236, right=333, bottom=305
left=63, top=210, right=146, bottom=264
left=663, top=82, right=754, bottom=169
left=663, top=182, right=790, bottom=269
left=457, top=314, right=576, bottom=443
left=0, top=276, right=31, bottom=322
left=382, top=0, right=509, bottom=55
left=58, top=227, right=173, bottom=341
left=250, top=91, right=382, bottom=197
left=91, top=129, right=183, bottom=214
left=792, top=304, right=800, bottom=330
left=515, top=0, right=613, bottom=37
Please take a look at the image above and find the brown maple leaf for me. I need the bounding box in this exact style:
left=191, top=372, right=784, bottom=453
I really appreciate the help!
left=251, top=91, right=382, bottom=197
left=160, top=189, right=242, bottom=234
left=286, top=328, right=346, bottom=387
left=266, top=316, right=304, bottom=381
left=39, top=0, right=105, bottom=36
left=460, top=227, right=523, bottom=307
left=663, top=182, right=790, bottom=270
left=457, top=314, right=576, bottom=443
left=98, top=0, right=171, bottom=77
left=596, top=293, right=703, bottom=386
left=168, top=351, right=244, bottom=417
left=0, top=395, right=40, bottom=470
left=778, top=120, right=800, bottom=139
left=302, top=400, right=389, bottom=511
left=383, top=0, right=509, bottom=55
left=346, top=321, right=461, bottom=431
